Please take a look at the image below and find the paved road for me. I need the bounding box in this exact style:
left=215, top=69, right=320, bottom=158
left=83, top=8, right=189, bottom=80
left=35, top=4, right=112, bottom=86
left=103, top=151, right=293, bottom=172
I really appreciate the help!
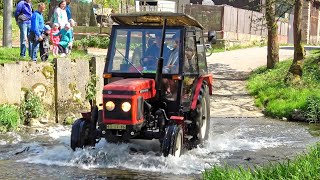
left=207, top=46, right=296, bottom=118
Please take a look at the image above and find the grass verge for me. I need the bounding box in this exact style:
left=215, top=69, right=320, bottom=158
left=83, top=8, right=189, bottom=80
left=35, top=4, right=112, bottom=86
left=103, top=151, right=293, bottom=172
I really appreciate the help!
left=0, top=47, right=90, bottom=63
left=247, top=50, right=320, bottom=121
left=203, top=143, right=320, bottom=180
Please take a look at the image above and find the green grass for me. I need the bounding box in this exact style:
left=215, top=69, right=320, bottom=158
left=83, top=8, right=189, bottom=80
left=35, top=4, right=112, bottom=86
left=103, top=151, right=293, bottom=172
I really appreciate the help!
left=247, top=50, right=320, bottom=120
left=0, top=104, right=20, bottom=132
left=0, top=47, right=91, bottom=63
left=203, top=143, right=320, bottom=180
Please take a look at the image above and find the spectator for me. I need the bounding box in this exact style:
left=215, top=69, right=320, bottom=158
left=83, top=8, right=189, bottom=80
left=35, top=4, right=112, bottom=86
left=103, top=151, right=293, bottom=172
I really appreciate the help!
left=30, top=3, right=46, bottom=62
left=53, top=0, right=68, bottom=28
left=50, top=23, right=60, bottom=57
left=53, top=22, right=72, bottom=57
left=67, top=19, right=76, bottom=54
left=66, top=0, right=72, bottom=20
left=39, top=25, right=51, bottom=61
left=143, top=32, right=171, bottom=69
left=14, top=0, right=33, bottom=58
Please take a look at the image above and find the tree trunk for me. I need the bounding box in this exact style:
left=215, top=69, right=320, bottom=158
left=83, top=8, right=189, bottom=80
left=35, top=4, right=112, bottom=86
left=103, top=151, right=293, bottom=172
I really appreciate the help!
left=265, top=0, right=279, bottom=69
left=3, top=0, right=13, bottom=47
left=287, top=0, right=304, bottom=82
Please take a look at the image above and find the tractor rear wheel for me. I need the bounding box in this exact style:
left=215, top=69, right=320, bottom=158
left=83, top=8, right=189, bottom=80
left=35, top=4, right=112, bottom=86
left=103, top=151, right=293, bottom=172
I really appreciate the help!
left=71, top=118, right=96, bottom=151
left=161, top=124, right=183, bottom=157
left=190, top=84, right=210, bottom=147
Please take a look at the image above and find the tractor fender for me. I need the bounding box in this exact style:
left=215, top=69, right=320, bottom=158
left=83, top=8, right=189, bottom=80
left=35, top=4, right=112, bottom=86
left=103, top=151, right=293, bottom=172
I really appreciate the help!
left=190, top=74, right=213, bottom=110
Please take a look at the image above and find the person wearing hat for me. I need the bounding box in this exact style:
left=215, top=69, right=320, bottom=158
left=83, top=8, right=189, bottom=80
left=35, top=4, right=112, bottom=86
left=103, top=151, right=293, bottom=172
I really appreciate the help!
left=142, top=31, right=171, bottom=70
left=50, top=23, right=60, bottom=56
left=30, top=2, right=46, bottom=62
left=53, top=22, right=73, bottom=56
left=39, top=25, right=51, bottom=61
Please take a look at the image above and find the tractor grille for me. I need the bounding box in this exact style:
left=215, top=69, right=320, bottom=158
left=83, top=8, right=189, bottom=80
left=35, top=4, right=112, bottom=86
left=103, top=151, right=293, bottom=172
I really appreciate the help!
left=104, top=98, right=132, bottom=120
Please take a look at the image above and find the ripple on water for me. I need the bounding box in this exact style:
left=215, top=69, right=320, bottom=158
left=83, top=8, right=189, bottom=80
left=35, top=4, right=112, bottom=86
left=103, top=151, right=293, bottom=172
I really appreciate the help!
left=15, top=119, right=319, bottom=175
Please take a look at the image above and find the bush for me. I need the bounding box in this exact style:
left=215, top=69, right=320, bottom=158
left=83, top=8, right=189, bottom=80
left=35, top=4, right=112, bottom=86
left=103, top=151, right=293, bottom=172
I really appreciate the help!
left=73, top=35, right=110, bottom=50
left=20, top=90, right=44, bottom=125
left=304, top=96, right=320, bottom=123
left=0, top=104, right=20, bottom=132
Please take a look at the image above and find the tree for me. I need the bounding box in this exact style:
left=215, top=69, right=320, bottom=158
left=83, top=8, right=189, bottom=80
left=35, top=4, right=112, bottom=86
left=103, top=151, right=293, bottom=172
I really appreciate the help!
left=286, top=0, right=304, bottom=82
left=3, top=0, right=13, bottom=47
left=265, top=0, right=279, bottom=69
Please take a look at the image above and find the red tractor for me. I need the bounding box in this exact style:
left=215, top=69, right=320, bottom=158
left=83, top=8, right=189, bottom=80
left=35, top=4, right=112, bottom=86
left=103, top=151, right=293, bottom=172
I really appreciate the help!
left=71, top=12, right=215, bottom=157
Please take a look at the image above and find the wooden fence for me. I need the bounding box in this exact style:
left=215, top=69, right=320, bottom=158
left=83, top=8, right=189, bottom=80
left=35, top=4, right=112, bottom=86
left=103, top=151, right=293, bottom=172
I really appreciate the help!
left=184, top=4, right=291, bottom=44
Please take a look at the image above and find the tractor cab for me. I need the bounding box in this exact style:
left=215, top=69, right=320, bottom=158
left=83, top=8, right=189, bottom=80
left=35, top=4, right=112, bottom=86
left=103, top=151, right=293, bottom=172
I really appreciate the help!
left=71, top=12, right=215, bottom=157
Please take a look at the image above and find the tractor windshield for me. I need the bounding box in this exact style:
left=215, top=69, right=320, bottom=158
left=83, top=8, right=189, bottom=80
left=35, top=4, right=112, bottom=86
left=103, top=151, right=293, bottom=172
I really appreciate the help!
left=107, top=27, right=182, bottom=74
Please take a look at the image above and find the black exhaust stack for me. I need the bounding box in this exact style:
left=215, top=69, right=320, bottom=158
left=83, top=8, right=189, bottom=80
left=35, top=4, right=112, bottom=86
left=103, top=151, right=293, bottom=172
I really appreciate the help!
left=155, top=18, right=167, bottom=100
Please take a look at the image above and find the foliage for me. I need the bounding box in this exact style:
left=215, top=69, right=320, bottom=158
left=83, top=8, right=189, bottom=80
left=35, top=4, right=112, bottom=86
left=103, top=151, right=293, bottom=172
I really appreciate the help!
left=247, top=50, right=320, bottom=121
left=73, top=35, right=110, bottom=50
left=0, top=104, right=20, bottom=132
left=304, top=96, right=320, bottom=123
left=20, top=90, right=44, bottom=125
left=85, top=72, right=98, bottom=103
left=203, top=143, right=320, bottom=180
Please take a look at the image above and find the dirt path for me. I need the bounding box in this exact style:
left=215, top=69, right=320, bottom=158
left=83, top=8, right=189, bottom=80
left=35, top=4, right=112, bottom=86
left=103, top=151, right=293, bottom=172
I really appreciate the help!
left=207, top=46, right=294, bottom=117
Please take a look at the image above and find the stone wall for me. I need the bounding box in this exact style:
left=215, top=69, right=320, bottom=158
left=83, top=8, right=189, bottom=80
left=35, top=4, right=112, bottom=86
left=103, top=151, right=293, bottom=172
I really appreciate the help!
left=0, top=63, right=22, bottom=105
left=0, top=57, right=106, bottom=124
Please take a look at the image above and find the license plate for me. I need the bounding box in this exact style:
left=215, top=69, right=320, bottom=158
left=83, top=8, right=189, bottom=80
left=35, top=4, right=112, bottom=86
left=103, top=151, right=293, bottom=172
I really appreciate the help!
left=106, top=124, right=126, bottom=130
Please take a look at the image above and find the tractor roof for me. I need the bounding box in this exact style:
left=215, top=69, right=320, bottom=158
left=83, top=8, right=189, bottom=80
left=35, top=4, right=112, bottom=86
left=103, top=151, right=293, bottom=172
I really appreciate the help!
left=111, top=12, right=204, bottom=29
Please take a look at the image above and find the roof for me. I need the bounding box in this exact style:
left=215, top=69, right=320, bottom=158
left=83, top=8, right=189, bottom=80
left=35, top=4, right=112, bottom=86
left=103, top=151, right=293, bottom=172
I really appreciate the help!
left=111, top=12, right=204, bottom=29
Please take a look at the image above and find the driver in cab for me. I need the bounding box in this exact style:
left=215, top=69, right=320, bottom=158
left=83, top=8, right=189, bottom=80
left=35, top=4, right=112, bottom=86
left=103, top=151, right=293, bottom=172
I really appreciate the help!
left=142, top=32, right=171, bottom=70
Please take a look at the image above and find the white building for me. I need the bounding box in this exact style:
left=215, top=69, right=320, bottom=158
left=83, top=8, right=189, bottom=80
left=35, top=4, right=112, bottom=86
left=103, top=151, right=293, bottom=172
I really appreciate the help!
left=135, top=0, right=189, bottom=13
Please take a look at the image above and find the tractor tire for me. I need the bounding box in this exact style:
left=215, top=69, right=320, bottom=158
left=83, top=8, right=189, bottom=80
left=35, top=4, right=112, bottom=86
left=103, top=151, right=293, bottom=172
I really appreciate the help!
left=190, top=84, right=210, bottom=147
left=161, top=124, right=183, bottom=157
left=70, top=118, right=96, bottom=151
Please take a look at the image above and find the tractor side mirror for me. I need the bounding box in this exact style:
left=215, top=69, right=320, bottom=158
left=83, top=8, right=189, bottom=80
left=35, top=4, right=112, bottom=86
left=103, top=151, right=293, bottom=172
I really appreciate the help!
left=208, top=31, right=217, bottom=44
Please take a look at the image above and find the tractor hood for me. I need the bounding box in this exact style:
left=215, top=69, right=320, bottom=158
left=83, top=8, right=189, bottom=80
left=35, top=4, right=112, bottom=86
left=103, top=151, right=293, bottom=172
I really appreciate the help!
left=103, top=78, right=156, bottom=99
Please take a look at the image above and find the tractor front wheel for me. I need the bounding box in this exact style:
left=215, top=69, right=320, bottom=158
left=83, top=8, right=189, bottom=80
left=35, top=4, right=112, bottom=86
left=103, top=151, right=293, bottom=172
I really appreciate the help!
left=161, top=124, right=183, bottom=157
left=71, top=118, right=96, bottom=151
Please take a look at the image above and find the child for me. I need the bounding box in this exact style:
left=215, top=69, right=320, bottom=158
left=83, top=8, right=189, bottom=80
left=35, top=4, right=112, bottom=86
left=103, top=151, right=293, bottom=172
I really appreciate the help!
left=67, top=19, right=76, bottom=54
left=50, top=23, right=60, bottom=56
left=53, top=22, right=72, bottom=57
left=39, top=25, right=51, bottom=61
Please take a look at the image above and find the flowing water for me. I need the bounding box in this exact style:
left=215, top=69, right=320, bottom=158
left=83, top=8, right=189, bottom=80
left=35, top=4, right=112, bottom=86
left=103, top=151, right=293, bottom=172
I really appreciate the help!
left=0, top=117, right=319, bottom=179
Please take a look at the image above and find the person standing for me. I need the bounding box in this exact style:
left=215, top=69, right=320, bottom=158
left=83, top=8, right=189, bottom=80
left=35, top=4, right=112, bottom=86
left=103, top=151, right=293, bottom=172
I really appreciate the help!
left=39, top=25, right=51, bottom=61
left=30, top=3, right=46, bottom=62
left=14, top=0, right=33, bottom=58
left=66, top=0, right=72, bottom=20
left=53, top=0, right=68, bottom=28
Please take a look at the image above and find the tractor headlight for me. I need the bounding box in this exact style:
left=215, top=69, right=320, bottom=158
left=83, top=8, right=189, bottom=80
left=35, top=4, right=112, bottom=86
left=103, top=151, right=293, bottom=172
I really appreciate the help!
left=121, top=102, right=131, bottom=112
left=105, top=101, right=115, bottom=111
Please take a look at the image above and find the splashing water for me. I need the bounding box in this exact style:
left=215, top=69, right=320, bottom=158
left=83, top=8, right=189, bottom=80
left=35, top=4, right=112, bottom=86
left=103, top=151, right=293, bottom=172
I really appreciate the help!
left=15, top=118, right=316, bottom=175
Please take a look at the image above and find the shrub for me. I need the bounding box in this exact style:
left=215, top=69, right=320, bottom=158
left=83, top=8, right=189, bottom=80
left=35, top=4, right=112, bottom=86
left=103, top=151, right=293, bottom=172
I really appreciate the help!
left=304, top=96, right=320, bottom=123
left=73, top=35, right=110, bottom=50
left=20, top=90, right=44, bottom=125
left=0, top=104, right=20, bottom=132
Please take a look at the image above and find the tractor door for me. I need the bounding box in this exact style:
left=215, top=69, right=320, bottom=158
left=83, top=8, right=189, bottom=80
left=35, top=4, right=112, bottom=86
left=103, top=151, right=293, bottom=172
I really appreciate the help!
left=181, top=30, right=199, bottom=111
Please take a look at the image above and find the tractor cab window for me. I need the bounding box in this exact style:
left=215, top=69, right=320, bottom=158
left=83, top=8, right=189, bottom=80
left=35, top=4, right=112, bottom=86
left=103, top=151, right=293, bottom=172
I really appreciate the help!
left=184, top=31, right=198, bottom=74
left=195, top=30, right=208, bottom=75
left=108, top=28, right=181, bottom=74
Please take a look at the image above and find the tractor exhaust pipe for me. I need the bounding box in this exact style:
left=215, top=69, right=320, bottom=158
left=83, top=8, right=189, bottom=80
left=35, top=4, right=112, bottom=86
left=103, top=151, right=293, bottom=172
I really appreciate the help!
left=155, top=18, right=167, bottom=100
